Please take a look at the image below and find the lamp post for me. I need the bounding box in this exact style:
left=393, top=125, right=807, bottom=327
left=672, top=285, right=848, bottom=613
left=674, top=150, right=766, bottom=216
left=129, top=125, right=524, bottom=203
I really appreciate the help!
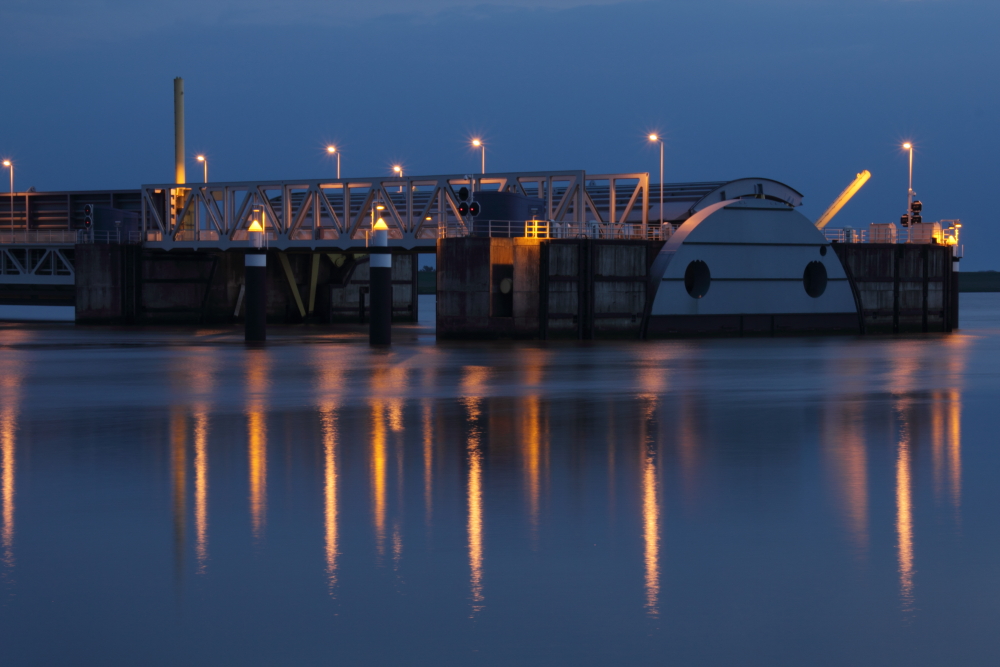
left=196, top=155, right=208, bottom=183
left=472, top=138, right=485, bottom=174
left=327, top=145, right=340, bottom=179
left=903, top=142, right=914, bottom=222
left=902, top=142, right=915, bottom=243
left=2, top=160, right=12, bottom=235
left=393, top=165, right=403, bottom=192
left=648, top=134, right=664, bottom=229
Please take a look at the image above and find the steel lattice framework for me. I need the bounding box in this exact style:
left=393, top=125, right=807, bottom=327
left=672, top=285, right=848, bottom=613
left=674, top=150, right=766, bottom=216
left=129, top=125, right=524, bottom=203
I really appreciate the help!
left=140, top=170, right=650, bottom=250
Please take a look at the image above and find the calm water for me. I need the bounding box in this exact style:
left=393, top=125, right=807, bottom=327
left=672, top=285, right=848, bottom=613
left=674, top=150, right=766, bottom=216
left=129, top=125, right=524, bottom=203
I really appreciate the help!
left=2, top=296, right=1000, bottom=665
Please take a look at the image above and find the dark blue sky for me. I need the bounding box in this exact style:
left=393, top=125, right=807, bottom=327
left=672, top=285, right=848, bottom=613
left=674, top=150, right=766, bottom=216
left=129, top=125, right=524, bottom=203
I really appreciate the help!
left=2, top=0, right=997, bottom=267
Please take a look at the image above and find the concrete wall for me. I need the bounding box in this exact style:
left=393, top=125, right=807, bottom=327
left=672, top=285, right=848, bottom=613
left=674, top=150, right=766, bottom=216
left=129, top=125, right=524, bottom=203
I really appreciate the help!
left=438, top=237, right=654, bottom=339
left=75, top=247, right=417, bottom=325
left=437, top=237, right=542, bottom=338
left=329, top=253, right=418, bottom=323
left=834, top=243, right=957, bottom=333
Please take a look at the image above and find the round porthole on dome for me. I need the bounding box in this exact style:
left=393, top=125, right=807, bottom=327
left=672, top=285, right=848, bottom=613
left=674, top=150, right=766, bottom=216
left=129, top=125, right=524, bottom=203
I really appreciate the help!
left=803, top=261, right=828, bottom=298
left=684, top=260, right=711, bottom=298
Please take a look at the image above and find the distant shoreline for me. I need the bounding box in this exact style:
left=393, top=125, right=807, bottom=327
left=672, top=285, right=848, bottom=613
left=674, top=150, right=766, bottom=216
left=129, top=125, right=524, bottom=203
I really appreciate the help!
left=959, top=271, right=1000, bottom=292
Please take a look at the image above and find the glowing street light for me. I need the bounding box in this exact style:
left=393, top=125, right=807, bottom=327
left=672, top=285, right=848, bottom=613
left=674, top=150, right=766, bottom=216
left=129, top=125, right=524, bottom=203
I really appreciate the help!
left=196, top=155, right=208, bottom=183
left=648, top=134, right=664, bottom=228
left=902, top=142, right=914, bottom=224
left=2, top=160, right=12, bottom=234
left=472, top=138, right=485, bottom=174
left=393, top=164, right=403, bottom=192
left=327, top=145, right=340, bottom=179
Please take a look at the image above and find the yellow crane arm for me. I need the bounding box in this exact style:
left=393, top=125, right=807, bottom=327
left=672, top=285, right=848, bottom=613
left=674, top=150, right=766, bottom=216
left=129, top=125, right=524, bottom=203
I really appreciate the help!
left=815, top=170, right=871, bottom=230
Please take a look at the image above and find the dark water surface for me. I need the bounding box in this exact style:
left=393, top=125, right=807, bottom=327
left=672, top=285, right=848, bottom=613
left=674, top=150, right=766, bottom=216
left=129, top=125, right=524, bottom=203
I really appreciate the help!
left=3, top=296, right=1000, bottom=665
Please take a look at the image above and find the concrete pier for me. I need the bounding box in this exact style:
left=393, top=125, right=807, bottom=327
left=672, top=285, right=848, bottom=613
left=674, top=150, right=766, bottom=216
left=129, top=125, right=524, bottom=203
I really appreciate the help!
left=74, top=246, right=419, bottom=325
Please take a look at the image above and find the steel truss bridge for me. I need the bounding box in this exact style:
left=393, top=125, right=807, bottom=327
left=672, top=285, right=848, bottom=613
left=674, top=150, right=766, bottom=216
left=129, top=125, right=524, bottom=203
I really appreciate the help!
left=138, top=170, right=659, bottom=251
left=0, top=171, right=802, bottom=254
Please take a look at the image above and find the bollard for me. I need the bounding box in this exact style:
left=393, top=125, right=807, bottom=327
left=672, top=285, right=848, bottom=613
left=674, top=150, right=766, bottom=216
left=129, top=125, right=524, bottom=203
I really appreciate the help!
left=245, top=221, right=267, bottom=343
left=369, top=219, right=392, bottom=345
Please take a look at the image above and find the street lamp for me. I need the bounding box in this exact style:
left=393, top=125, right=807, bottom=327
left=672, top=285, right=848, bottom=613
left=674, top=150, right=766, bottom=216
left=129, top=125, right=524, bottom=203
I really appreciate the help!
left=327, top=145, right=340, bottom=179
left=472, top=138, right=485, bottom=174
left=393, top=165, right=403, bottom=192
left=196, top=155, right=208, bottom=183
left=648, top=134, right=664, bottom=228
left=2, top=160, right=12, bottom=235
left=902, top=142, right=914, bottom=224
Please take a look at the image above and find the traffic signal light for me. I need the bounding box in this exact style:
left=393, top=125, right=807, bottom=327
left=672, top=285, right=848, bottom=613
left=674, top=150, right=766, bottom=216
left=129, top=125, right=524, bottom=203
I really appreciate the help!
left=457, top=186, right=469, bottom=202
left=458, top=202, right=469, bottom=216
left=469, top=201, right=480, bottom=217
left=83, top=204, right=95, bottom=229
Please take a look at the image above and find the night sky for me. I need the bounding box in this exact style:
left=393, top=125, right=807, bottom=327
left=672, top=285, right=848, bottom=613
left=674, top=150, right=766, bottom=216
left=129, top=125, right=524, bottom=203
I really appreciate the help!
left=2, top=0, right=996, bottom=268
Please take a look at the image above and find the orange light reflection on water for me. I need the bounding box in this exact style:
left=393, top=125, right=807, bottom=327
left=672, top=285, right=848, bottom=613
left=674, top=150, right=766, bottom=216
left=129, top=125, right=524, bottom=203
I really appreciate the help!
left=0, top=356, right=22, bottom=571
left=640, top=398, right=660, bottom=618
left=194, top=409, right=209, bottom=573
left=321, top=406, right=339, bottom=591
left=462, top=366, right=489, bottom=614
left=896, top=423, right=914, bottom=613
left=246, top=353, right=269, bottom=542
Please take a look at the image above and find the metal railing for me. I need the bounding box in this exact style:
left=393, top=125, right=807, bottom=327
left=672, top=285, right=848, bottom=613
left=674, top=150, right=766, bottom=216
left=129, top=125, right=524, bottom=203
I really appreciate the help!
left=823, top=228, right=868, bottom=243
left=439, top=219, right=677, bottom=241
left=83, top=230, right=143, bottom=245
left=0, top=230, right=82, bottom=245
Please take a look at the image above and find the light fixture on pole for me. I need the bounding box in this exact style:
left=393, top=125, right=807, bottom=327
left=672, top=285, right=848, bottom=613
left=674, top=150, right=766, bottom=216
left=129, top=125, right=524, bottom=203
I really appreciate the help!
left=196, top=155, right=208, bottom=183
left=327, top=145, right=340, bottom=179
left=903, top=142, right=914, bottom=225
left=648, top=134, right=664, bottom=229
left=393, top=165, right=403, bottom=192
left=472, top=138, right=485, bottom=174
left=2, top=160, right=12, bottom=235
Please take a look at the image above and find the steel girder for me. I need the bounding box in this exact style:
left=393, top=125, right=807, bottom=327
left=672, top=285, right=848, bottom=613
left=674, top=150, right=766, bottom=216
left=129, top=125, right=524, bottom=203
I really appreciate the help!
left=139, top=170, right=649, bottom=251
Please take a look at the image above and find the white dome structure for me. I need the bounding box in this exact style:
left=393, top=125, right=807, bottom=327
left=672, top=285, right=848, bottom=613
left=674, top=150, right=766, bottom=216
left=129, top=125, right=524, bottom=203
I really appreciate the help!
left=644, top=197, right=860, bottom=336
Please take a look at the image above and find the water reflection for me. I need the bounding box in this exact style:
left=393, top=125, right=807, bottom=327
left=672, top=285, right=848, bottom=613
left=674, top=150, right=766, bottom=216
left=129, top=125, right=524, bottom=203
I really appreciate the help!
left=896, top=414, right=915, bottom=613
left=194, top=409, right=209, bottom=573
left=0, top=322, right=985, bottom=662
left=321, top=407, right=339, bottom=592
left=246, top=351, right=269, bottom=542
left=171, top=409, right=187, bottom=575
left=521, top=395, right=543, bottom=539
left=823, top=402, right=869, bottom=557
left=640, top=398, right=660, bottom=618
left=462, top=366, right=489, bottom=614
left=0, top=360, right=21, bottom=571
left=422, top=400, right=433, bottom=525
left=371, top=401, right=388, bottom=560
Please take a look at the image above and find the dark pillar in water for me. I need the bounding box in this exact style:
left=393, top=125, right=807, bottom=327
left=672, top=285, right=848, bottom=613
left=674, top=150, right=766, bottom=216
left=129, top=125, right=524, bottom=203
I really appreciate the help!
left=369, top=221, right=391, bottom=345
left=245, top=251, right=267, bottom=342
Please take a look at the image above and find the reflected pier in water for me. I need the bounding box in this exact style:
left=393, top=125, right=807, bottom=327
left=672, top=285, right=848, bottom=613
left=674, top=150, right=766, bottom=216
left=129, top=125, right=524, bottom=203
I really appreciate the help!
left=0, top=309, right=989, bottom=664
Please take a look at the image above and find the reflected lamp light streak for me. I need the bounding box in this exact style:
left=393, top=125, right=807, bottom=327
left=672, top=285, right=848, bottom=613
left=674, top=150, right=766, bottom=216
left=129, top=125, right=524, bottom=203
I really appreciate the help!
left=947, top=390, right=962, bottom=510
left=642, top=444, right=660, bottom=617
left=171, top=410, right=187, bottom=575
left=896, top=425, right=915, bottom=613
left=461, top=365, right=487, bottom=614
left=371, top=401, right=388, bottom=560
left=321, top=407, right=339, bottom=592
left=422, top=400, right=433, bottom=525
left=194, top=409, right=209, bottom=573
left=522, top=395, right=542, bottom=537
left=823, top=403, right=869, bottom=557
left=1, top=403, right=16, bottom=568
left=246, top=353, right=270, bottom=542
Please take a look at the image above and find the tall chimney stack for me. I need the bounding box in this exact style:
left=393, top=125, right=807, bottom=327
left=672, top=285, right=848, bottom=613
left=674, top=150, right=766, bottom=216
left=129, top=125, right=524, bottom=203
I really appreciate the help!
left=174, top=77, right=185, bottom=184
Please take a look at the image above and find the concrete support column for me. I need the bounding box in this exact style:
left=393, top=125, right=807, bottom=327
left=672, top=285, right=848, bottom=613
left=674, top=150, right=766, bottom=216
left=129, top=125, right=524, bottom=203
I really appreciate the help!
left=370, top=222, right=391, bottom=345
left=245, top=252, right=266, bottom=342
